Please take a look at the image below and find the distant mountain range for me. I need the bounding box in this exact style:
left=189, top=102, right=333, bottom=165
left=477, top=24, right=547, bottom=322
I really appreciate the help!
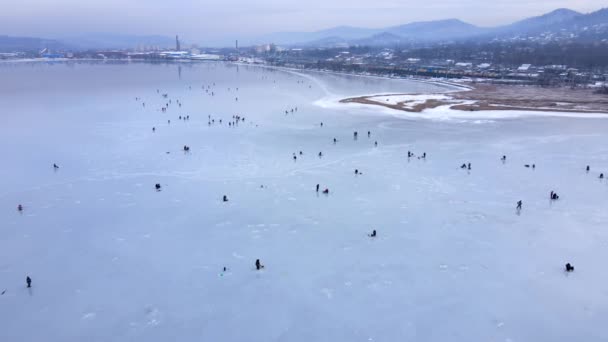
left=254, top=19, right=483, bottom=47
left=1, top=7, right=607, bottom=52
left=62, top=33, right=177, bottom=50
left=0, top=33, right=178, bottom=53
left=0, top=35, right=68, bottom=52
left=255, top=8, right=608, bottom=47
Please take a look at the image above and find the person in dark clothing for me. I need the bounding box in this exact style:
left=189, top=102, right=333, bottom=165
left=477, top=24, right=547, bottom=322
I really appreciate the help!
left=501, top=155, right=506, bottom=162
left=565, top=263, right=574, bottom=272
left=461, top=163, right=467, bottom=169
left=353, top=131, right=358, bottom=139
left=600, top=173, right=604, bottom=179
left=293, top=155, right=297, bottom=161
left=355, top=169, right=359, bottom=175
left=333, top=138, right=337, bottom=144
left=369, top=230, right=377, bottom=237
left=374, top=141, right=378, bottom=147
left=586, top=165, right=590, bottom=172
left=367, top=131, right=371, bottom=138
left=152, top=127, right=156, bottom=132
left=26, top=276, right=31, bottom=288
left=318, top=152, right=323, bottom=158
left=467, top=163, right=471, bottom=170
left=255, top=259, right=264, bottom=270
left=223, top=195, right=228, bottom=202
left=516, top=200, right=522, bottom=210
left=422, top=152, right=426, bottom=159
left=322, top=188, right=329, bottom=194
left=17, top=204, right=23, bottom=212
left=316, top=184, right=320, bottom=192
left=53, top=163, right=59, bottom=169
left=155, top=184, right=161, bottom=191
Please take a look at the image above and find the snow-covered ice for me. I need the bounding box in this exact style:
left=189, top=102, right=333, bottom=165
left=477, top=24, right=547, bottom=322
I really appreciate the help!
left=1, top=62, right=608, bottom=342
left=366, top=93, right=451, bottom=107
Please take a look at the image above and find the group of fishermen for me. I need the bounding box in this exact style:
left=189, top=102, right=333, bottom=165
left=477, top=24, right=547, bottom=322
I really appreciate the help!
left=284, top=107, right=298, bottom=115
left=408, top=151, right=426, bottom=159
left=18, top=81, right=602, bottom=295
left=143, top=85, right=256, bottom=132
left=315, top=184, right=330, bottom=194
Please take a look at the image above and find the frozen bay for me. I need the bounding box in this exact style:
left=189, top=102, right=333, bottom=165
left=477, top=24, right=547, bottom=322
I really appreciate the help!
left=1, top=61, right=608, bottom=342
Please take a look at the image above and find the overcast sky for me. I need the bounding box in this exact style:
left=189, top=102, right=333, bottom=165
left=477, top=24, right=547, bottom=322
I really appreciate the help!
left=1, top=0, right=605, bottom=42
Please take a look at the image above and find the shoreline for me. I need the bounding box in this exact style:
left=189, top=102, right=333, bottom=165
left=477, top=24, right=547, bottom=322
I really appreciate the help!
left=5, top=58, right=606, bottom=115
left=0, top=58, right=469, bottom=94
left=340, top=83, right=608, bottom=115
left=249, top=63, right=608, bottom=116
left=233, top=62, right=472, bottom=93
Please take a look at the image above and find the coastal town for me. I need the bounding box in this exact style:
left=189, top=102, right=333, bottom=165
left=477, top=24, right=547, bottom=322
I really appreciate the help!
left=2, top=37, right=608, bottom=91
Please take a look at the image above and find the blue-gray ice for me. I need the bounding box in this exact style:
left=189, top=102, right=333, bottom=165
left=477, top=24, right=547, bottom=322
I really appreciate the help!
left=1, top=62, right=608, bottom=342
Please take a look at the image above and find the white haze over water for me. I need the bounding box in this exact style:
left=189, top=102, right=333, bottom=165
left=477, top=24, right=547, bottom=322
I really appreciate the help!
left=1, top=62, right=608, bottom=342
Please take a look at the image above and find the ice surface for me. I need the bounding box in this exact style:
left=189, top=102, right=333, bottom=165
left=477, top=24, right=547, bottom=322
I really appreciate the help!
left=1, top=61, right=608, bottom=342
